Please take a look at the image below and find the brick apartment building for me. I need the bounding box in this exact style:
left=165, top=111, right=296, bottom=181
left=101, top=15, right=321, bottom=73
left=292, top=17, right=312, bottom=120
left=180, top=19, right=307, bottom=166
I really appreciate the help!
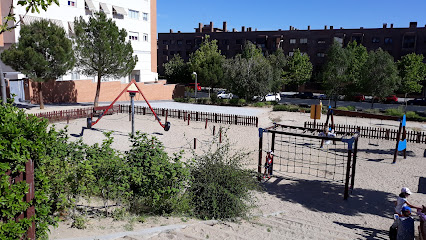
left=158, top=21, right=426, bottom=88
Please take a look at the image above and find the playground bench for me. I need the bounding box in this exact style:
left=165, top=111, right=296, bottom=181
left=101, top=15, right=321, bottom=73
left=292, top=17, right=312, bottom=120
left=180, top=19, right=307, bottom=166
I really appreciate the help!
left=93, top=105, right=118, bottom=117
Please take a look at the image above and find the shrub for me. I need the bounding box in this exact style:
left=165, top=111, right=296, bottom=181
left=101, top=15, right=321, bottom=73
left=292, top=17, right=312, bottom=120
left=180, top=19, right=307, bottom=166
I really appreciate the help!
left=0, top=103, right=57, bottom=239
left=238, top=99, right=246, bottom=106
left=126, top=132, right=190, bottom=214
left=273, top=104, right=299, bottom=112
left=346, top=106, right=356, bottom=111
left=336, top=106, right=349, bottom=111
left=253, top=102, right=265, bottom=107
left=229, top=99, right=239, bottom=106
left=385, top=107, right=404, bottom=117
left=188, top=140, right=260, bottom=220
left=210, top=94, right=218, bottom=104
left=222, top=99, right=230, bottom=105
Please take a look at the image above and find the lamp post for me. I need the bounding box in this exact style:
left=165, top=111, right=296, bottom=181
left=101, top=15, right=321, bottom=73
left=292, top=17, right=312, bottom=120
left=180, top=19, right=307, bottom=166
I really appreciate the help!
left=192, top=72, right=197, bottom=99
left=127, top=83, right=138, bottom=136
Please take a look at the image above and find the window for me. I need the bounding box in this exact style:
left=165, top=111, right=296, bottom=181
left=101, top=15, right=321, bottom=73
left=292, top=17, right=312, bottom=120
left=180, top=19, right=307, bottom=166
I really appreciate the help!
left=71, top=72, right=80, bottom=80
left=177, top=40, right=182, bottom=45
left=384, top=37, right=393, bottom=44
left=143, top=33, right=148, bottom=42
left=402, top=35, right=416, bottom=48
left=162, top=40, right=168, bottom=44
left=351, top=35, right=363, bottom=43
left=372, top=37, right=380, bottom=43
left=170, top=40, right=175, bottom=45
left=129, top=32, right=139, bottom=41
left=186, top=40, right=192, bottom=45
left=334, top=37, right=343, bottom=46
left=68, top=1, right=76, bottom=7
left=143, top=13, right=148, bottom=21
left=317, top=39, right=326, bottom=44
left=290, top=39, right=296, bottom=44
left=129, top=9, right=139, bottom=19
left=317, top=52, right=325, bottom=57
left=300, top=38, right=308, bottom=44
left=289, top=51, right=294, bottom=56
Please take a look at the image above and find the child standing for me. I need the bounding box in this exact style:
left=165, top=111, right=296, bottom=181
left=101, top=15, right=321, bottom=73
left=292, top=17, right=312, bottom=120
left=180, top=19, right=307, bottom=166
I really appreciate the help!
left=263, top=150, right=273, bottom=179
left=396, top=206, right=415, bottom=240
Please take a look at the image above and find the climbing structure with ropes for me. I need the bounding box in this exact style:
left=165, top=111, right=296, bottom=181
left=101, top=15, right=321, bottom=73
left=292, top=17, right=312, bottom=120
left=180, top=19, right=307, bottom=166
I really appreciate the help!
left=258, top=123, right=359, bottom=200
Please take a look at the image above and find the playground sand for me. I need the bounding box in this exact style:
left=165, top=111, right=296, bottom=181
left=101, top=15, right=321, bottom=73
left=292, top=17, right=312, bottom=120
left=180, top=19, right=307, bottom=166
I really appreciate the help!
left=31, top=106, right=426, bottom=239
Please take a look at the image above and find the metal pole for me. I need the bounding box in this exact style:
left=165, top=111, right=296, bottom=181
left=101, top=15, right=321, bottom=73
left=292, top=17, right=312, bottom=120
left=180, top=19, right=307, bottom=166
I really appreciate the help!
left=193, top=72, right=197, bottom=100
left=0, top=66, right=7, bottom=104
left=130, top=92, right=136, bottom=136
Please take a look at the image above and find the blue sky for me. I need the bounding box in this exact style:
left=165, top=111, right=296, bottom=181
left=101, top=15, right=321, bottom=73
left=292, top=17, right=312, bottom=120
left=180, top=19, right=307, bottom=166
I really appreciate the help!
left=157, top=0, right=426, bottom=34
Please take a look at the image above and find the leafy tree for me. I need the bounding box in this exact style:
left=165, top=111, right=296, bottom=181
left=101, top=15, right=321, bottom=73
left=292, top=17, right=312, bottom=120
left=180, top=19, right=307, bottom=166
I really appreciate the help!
left=1, top=19, right=75, bottom=109
left=268, top=49, right=288, bottom=93
left=345, top=41, right=368, bottom=96
left=74, top=11, right=137, bottom=107
left=398, top=53, right=426, bottom=104
left=0, top=0, right=59, bottom=34
left=284, top=49, right=313, bottom=91
left=224, top=42, right=273, bottom=100
left=189, top=35, right=225, bottom=96
left=163, top=54, right=191, bottom=84
left=361, top=48, right=400, bottom=108
left=322, top=41, right=349, bottom=107
left=241, top=41, right=263, bottom=59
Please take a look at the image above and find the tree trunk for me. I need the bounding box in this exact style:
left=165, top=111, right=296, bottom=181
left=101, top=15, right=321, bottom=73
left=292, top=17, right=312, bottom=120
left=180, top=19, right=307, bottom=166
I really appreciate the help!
left=38, top=82, right=44, bottom=109
left=404, top=92, right=408, bottom=112
left=94, top=74, right=101, bottom=107
left=371, top=97, right=374, bottom=109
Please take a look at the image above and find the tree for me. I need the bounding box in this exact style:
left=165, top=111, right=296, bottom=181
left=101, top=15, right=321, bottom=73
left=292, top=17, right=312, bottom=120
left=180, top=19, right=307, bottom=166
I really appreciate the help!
left=74, top=12, right=137, bottom=107
left=163, top=54, right=191, bottom=84
left=284, top=49, right=313, bottom=91
left=1, top=19, right=75, bottom=109
left=322, top=41, right=350, bottom=107
left=189, top=35, right=225, bottom=96
left=398, top=53, right=426, bottom=105
left=345, top=40, right=368, bottom=96
left=0, top=0, right=59, bottom=104
left=268, top=49, right=288, bottom=93
left=0, top=0, right=59, bottom=34
left=224, top=42, right=273, bottom=100
left=361, top=48, right=400, bottom=108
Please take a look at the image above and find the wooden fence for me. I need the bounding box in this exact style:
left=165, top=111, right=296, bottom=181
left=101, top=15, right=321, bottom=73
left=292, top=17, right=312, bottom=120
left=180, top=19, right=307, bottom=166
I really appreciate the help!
left=118, top=105, right=258, bottom=127
left=34, top=105, right=259, bottom=127
left=304, top=121, right=426, bottom=144
left=3, top=159, right=35, bottom=239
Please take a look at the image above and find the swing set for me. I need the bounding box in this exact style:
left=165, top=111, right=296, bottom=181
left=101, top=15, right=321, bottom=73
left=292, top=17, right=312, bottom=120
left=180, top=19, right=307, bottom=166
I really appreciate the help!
left=323, top=107, right=407, bottom=163
left=86, top=79, right=171, bottom=131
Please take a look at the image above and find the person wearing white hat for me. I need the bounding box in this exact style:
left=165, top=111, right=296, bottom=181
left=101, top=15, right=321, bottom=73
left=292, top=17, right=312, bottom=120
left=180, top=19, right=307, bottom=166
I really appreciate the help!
left=395, top=187, right=421, bottom=216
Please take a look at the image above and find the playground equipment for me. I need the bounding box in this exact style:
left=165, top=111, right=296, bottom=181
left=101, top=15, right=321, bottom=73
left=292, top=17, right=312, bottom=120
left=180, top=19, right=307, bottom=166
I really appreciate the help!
left=86, top=79, right=171, bottom=131
left=322, top=107, right=406, bottom=163
left=259, top=124, right=359, bottom=200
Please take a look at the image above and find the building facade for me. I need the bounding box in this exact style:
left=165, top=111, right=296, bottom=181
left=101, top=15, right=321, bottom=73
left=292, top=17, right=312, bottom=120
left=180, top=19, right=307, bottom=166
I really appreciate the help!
left=158, top=21, right=426, bottom=79
left=1, top=0, right=158, bottom=83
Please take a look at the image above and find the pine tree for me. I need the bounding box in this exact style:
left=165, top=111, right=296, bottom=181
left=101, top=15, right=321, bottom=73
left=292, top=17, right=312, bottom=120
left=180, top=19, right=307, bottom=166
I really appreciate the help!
left=1, top=19, right=75, bottom=109
left=74, top=12, right=137, bottom=107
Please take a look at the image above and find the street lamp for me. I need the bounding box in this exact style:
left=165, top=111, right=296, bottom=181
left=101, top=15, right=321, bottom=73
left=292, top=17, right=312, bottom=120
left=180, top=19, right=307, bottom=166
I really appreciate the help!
left=192, top=72, right=197, bottom=99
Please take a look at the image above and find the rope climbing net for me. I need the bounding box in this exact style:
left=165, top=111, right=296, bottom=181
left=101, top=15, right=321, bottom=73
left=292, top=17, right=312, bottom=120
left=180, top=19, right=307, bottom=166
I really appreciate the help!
left=258, top=124, right=359, bottom=199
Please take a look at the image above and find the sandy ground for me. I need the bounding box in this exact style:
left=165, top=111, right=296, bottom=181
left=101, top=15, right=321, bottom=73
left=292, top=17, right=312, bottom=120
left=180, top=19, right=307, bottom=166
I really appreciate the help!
left=23, top=106, right=426, bottom=239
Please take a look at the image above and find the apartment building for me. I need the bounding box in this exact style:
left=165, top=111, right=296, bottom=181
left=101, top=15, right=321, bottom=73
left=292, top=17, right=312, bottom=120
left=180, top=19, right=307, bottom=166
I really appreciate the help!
left=0, top=0, right=179, bottom=104
left=158, top=21, right=426, bottom=78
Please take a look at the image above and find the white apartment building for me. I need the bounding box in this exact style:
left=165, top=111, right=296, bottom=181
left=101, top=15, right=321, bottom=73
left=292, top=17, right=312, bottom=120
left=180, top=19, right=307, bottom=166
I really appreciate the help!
left=0, top=0, right=158, bottom=83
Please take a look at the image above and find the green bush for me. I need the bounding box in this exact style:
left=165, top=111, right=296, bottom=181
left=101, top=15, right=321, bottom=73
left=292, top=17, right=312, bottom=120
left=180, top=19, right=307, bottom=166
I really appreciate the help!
left=229, top=99, right=239, bottom=106
left=253, top=102, right=265, bottom=107
left=210, top=94, right=218, bottom=104
left=221, top=99, right=230, bottom=105
left=385, top=107, right=404, bottom=117
left=0, top=103, right=57, bottom=239
left=336, top=106, right=349, bottom=111
left=188, top=141, right=260, bottom=220
left=273, top=104, right=300, bottom=112
left=346, top=106, right=356, bottom=111
left=238, top=99, right=246, bottom=106
left=126, top=132, right=190, bottom=214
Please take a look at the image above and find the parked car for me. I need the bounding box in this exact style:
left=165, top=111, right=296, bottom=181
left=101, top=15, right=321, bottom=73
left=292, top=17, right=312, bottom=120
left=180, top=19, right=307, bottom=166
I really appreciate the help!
left=385, top=95, right=398, bottom=104
left=187, top=83, right=201, bottom=91
left=319, top=94, right=329, bottom=100
left=354, top=94, right=365, bottom=102
left=295, top=92, right=314, bottom=99
left=264, top=93, right=281, bottom=102
left=407, top=97, right=426, bottom=106
left=217, top=91, right=233, bottom=99
left=253, top=93, right=281, bottom=102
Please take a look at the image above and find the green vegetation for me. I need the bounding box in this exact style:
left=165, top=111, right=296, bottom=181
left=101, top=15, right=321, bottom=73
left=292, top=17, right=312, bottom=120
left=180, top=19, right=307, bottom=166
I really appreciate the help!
left=188, top=139, right=260, bottom=219
left=73, top=11, right=137, bottom=107
left=1, top=19, right=75, bottom=109
left=273, top=104, right=310, bottom=113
